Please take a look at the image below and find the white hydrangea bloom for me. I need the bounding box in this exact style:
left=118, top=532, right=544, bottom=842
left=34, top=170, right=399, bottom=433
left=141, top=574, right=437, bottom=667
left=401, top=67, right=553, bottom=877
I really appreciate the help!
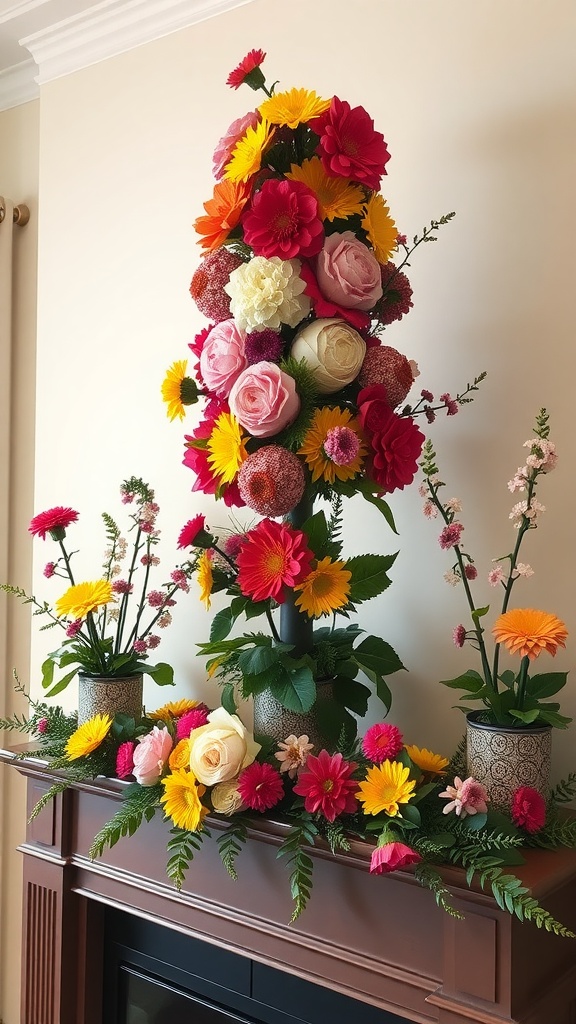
left=224, top=256, right=311, bottom=331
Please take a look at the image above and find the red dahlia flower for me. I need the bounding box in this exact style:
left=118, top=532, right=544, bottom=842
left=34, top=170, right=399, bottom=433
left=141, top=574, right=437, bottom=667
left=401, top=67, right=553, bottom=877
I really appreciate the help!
left=29, top=506, right=79, bottom=541
left=369, top=841, right=421, bottom=875
left=237, top=761, right=284, bottom=812
left=242, top=178, right=324, bottom=260
left=357, top=384, right=425, bottom=493
left=293, top=750, right=358, bottom=822
left=226, top=48, right=267, bottom=91
left=310, top=96, right=391, bottom=191
left=236, top=518, right=313, bottom=603
left=511, top=786, right=546, bottom=834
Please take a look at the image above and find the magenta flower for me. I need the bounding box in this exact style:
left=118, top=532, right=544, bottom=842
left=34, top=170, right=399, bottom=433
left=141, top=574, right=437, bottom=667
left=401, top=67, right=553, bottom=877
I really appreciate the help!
left=362, top=723, right=403, bottom=763
left=370, top=841, right=422, bottom=875
left=293, top=750, right=358, bottom=822
left=242, top=178, right=324, bottom=260
left=237, top=761, right=284, bottom=812
left=452, top=624, right=467, bottom=648
left=36, top=717, right=48, bottom=735
left=176, top=707, right=210, bottom=740
left=43, top=562, right=56, bottom=578
left=29, top=506, right=78, bottom=541
left=116, top=741, right=135, bottom=780
left=133, top=639, right=147, bottom=654
left=511, top=786, right=546, bottom=834
left=310, top=96, right=391, bottom=190
left=323, top=426, right=361, bottom=466
left=65, top=619, right=83, bottom=638
left=438, top=523, right=464, bottom=550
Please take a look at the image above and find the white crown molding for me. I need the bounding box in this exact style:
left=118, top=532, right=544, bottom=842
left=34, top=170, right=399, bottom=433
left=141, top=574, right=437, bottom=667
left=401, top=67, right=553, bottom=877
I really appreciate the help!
left=0, top=59, right=39, bottom=111
left=19, top=0, right=255, bottom=85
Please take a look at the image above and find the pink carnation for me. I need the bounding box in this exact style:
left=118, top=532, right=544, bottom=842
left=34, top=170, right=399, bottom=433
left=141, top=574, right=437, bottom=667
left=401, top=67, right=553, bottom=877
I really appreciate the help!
left=176, top=707, right=210, bottom=740
left=116, top=741, right=135, bottom=780
left=237, top=761, right=284, bottom=812
left=362, top=723, right=403, bottom=763
left=370, top=841, right=422, bottom=875
left=511, top=786, right=546, bottom=833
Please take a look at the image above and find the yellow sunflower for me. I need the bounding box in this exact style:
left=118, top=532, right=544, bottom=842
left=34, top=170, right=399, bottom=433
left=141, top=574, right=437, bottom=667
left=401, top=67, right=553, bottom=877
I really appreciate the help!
left=56, top=579, right=113, bottom=620
left=259, top=89, right=330, bottom=129
left=65, top=713, right=112, bottom=760
left=298, top=406, right=366, bottom=484
left=149, top=698, right=199, bottom=721
left=287, top=157, right=364, bottom=222
left=404, top=745, right=449, bottom=776
left=207, top=411, right=248, bottom=485
left=161, top=360, right=198, bottom=422
left=357, top=760, right=416, bottom=817
left=197, top=551, right=214, bottom=610
left=160, top=769, right=209, bottom=832
left=294, top=557, right=352, bottom=618
left=168, top=739, right=192, bottom=772
left=362, top=194, right=398, bottom=264
left=224, top=119, right=276, bottom=183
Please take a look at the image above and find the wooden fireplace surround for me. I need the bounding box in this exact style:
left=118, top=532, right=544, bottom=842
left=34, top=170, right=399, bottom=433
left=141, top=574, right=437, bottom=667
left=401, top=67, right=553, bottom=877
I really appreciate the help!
left=3, top=748, right=576, bottom=1024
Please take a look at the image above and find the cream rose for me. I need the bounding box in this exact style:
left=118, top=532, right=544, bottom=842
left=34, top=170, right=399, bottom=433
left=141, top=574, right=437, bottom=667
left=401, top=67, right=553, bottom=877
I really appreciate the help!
left=290, top=317, right=366, bottom=394
left=211, top=778, right=246, bottom=815
left=188, top=707, right=261, bottom=786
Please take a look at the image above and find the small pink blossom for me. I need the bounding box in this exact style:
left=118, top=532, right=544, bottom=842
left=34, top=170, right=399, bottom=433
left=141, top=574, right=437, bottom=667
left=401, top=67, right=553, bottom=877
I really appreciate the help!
left=508, top=466, right=528, bottom=493
left=36, top=717, right=48, bottom=734
left=420, top=389, right=434, bottom=402
left=423, top=501, right=438, bottom=519
left=274, top=734, right=314, bottom=778
left=425, top=407, right=436, bottom=424
left=523, top=438, right=557, bottom=473
left=132, top=726, right=173, bottom=786
left=512, top=562, right=534, bottom=578
left=464, top=564, right=477, bottom=581
left=397, top=234, right=408, bottom=247
left=445, top=497, right=463, bottom=513
left=370, top=841, right=421, bottom=875
left=120, top=490, right=134, bottom=504
left=171, top=569, right=190, bottom=593
left=418, top=482, right=429, bottom=498
left=439, top=522, right=464, bottom=550
left=147, top=590, right=165, bottom=607
left=43, top=562, right=57, bottom=578
left=141, top=554, right=160, bottom=567
left=440, top=393, right=459, bottom=415
left=157, top=611, right=172, bottom=628
left=362, top=722, right=403, bottom=763
left=65, top=619, right=83, bottom=638
left=439, top=776, right=488, bottom=817
left=509, top=499, right=546, bottom=528
left=146, top=634, right=161, bottom=649
left=116, top=741, right=135, bottom=779
left=133, top=639, right=147, bottom=654
left=112, top=579, right=133, bottom=594
left=444, top=570, right=460, bottom=587
left=453, top=624, right=467, bottom=648
left=488, top=565, right=505, bottom=586
left=223, top=533, right=245, bottom=560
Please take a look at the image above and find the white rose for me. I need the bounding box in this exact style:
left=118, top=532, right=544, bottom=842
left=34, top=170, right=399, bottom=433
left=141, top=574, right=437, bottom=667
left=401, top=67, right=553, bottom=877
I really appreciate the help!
left=211, top=778, right=246, bottom=815
left=188, top=707, right=261, bottom=786
left=290, top=317, right=366, bottom=394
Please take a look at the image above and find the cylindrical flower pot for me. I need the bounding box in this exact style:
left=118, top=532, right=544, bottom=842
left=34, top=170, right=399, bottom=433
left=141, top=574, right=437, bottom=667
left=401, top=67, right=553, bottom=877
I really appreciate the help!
left=466, top=710, right=552, bottom=811
left=78, top=673, right=144, bottom=725
left=253, top=679, right=334, bottom=753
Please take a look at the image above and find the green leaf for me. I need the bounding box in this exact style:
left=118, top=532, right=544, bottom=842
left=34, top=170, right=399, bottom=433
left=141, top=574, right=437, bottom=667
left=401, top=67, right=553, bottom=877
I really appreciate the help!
left=440, top=670, right=485, bottom=692
left=270, top=666, right=316, bottom=713
left=314, top=694, right=356, bottom=745
left=237, top=644, right=278, bottom=677
left=301, top=511, right=329, bottom=558
left=526, top=672, right=568, bottom=699
left=346, top=553, right=397, bottom=604
left=221, top=682, right=237, bottom=715
left=426, top=832, right=456, bottom=849
left=43, top=667, right=79, bottom=698
left=471, top=605, right=490, bottom=621
left=508, top=708, right=541, bottom=724
left=353, top=635, right=405, bottom=677
left=536, top=708, right=572, bottom=729
left=400, top=804, right=421, bottom=827
left=332, top=676, right=371, bottom=716
left=210, top=608, right=234, bottom=642
left=498, top=670, right=516, bottom=689
left=462, top=812, right=488, bottom=831
left=244, top=601, right=270, bottom=621
left=145, top=662, right=174, bottom=686
left=41, top=656, right=55, bottom=690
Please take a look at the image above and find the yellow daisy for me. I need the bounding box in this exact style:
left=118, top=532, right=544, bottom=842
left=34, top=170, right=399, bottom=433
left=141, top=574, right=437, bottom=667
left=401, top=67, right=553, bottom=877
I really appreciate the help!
left=404, top=745, right=449, bottom=776
left=298, top=406, right=366, bottom=484
left=287, top=157, right=365, bottom=222
left=161, top=360, right=199, bottom=422
left=149, top=698, right=199, bottom=721
left=160, top=769, right=209, bottom=832
left=295, top=557, right=352, bottom=618
left=197, top=551, right=214, bottom=610
left=207, top=411, right=248, bottom=485
left=357, top=760, right=416, bottom=817
left=56, top=579, right=113, bottom=620
left=65, top=713, right=112, bottom=760
left=362, top=194, right=398, bottom=264
left=224, top=119, right=276, bottom=184
left=168, top=738, right=192, bottom=772
left=259, top=89, right=330, bottom=129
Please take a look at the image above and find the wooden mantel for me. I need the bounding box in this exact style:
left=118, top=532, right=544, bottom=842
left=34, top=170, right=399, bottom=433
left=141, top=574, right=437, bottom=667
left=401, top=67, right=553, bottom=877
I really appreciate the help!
left=2, top=748, right=576, bottom=1024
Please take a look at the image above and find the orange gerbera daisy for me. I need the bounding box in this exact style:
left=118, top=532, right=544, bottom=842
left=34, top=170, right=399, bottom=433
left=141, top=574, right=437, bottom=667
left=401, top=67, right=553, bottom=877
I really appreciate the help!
left=194, top=178, right=251, bottom=252
left=492, top=608, right=568, bottom=661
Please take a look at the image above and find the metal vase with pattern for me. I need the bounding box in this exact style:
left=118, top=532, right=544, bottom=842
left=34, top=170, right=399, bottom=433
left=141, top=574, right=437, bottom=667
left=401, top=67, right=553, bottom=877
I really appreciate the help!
left=78, top=673, right=144, bottom=725
left=253, top=679, right=334, bottom=753
left=466, top=711, right=552, bottom=811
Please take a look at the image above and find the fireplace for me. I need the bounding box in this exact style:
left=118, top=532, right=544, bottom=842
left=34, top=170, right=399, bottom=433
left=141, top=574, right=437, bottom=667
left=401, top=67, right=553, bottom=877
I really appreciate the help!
left=3, top=749, right=576, bottom=1024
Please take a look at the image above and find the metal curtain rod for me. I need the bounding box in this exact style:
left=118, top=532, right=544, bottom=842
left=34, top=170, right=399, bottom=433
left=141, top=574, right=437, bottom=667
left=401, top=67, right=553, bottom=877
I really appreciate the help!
left=0, top=196, right=30, bottom=227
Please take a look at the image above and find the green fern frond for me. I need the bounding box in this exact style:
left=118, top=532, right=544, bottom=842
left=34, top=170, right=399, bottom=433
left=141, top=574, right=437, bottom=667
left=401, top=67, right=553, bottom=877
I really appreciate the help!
left=165, top=826, right=210, bottom=890
left=532, top=816, right=576, bottom=849
left=216, top=818, right=248, bottom=880
left=277, top=817, right=319, bottom=922
left=28, top=781, right=71, bottom=821
left=88, top=785, right=161, bottom=860
left=321, top=819, right=351, bottom=856
left=276, top=357, right=318, bottom=451
left=325, top=493, right=344, bottom=559
left=449, top=734, right=467, bottom=778
left=101, top=512, right=120, bottom=543
left=549, top=773, right=576, bottom=806
left=414, top=863, right=464, bottom=919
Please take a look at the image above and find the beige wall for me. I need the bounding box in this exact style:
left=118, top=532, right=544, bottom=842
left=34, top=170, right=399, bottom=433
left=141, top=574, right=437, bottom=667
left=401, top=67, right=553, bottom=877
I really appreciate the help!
left=0, top=98, right=39, bottom=1024
left=1, top=1, right=576, bottom=1017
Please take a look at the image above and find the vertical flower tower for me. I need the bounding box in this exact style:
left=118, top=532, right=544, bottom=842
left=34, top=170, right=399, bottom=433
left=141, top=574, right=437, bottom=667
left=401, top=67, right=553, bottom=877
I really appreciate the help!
left=163, top=50, right=465, bottom=745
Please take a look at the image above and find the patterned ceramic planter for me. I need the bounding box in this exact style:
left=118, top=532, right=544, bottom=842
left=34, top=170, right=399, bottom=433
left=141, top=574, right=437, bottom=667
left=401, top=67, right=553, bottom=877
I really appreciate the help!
left=466, top=711, right=552, bottom=811
left=78, top=673, right=144, bottom=725
left=253, top=679, right=334, bottom=752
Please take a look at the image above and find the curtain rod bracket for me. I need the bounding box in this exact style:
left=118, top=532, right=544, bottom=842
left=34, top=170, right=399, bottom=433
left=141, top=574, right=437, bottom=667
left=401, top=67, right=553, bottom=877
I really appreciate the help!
left=0, top=198, right=30, bottom=227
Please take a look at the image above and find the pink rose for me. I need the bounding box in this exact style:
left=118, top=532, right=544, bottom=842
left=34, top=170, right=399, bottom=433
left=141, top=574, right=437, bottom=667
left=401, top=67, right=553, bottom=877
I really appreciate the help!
left=212, top=111, right=259, bottom=179
left=316, top=231, right=383, bottom=311
left=229, top=361, right=300, bottom=438
left=200, top=319, right=248, bottom=398
left=369, top=841, right=422, bottom=875
left=132, top=725, right=173, bottom=787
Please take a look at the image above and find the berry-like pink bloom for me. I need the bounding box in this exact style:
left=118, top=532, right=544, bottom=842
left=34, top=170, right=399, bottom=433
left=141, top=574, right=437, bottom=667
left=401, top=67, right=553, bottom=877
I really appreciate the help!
left=112, top=579, right=133, bottom=594
left=237, top=761, right=284, bottom=812
left=444, top=570, right=460, bottom=586
left=147, top=590, right=165, bottom=607
left=171, top=569, right=190, bottom=593
left=293, top=750, right=358, bottom=822
left=370, top=841, right=422, bottom=875
left=358, top=345, right=414, bottom=409
left=511, top=786, right=546, bottom=833
left=323, top=426, right=361, bottom=466
left=439, top=776, right=488, bottom=817
left=464, top=564, right=478, bottom=581
left=453, top=624, right=467, bottom=648
left=116, top=741, right=135, bottom=780
left=438, top=523, right=464, bottom=550
left=423, top=501, right=438, bottom=519
left=190, top=248, right=244, bottom=323
left=36, top=717, right=48, bottom=735
left=146, top=634, right=161, bottom=650
left=238, top=445, right=305, bottom=518
left=274, top=734, right=314, bottom=778
left=421, top=389, right=434, bottom=403
left=440, top=393, right=459, bottom=416
left=362, top=723, right=403, bottom=763
left=488, top=565, right=505, bottom=586
left=176, top=707, right=210, bottom=740
left=43, top=562, right=56, bottom=578
left=311, top=96, right=391, bottom=190
left=133, top=639, right=147, bottom=654
left=223, top=533, right=245, bottom=560
left=29, top=506, right=79, bottom=541
left=242, top=178, right=324, bottom=260
left=65, top=619, right=83, bottom=638
left=226, top=48, right=266, bottom=90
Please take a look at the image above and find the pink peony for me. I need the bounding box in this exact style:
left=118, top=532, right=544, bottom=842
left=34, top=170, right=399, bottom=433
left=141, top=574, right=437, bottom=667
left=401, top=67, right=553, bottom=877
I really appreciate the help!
left=132, top=726, right=173, bottom=787
left=315, top=232, right=383, bottom=311
left=362, top=723, right=403, bottom=763
left=229, top=361, right=300, bottom=438
left=212, top=111, right=260, bottom=179
left=511, top=786, right=547, bottom=833
left=200, top=319, right=247, bottom=398
left=116, top=740, right=136, bottom=780
left=369, top=841, right=422, bottom=875
left=242, top=178, right=324, bottom=260
left=310, top=96, right=391, bottom=190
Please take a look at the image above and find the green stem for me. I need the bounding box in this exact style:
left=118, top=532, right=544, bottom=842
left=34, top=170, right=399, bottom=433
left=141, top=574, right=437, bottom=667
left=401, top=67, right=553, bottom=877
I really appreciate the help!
left=516, top=656, right=530, bottom=712
left=492, top=474, right=537, bottom=684
left=265, top=607, right=280, bottom=644
left=85, top=612, right=107, bottom=673
left=58, top=541, right=75, bottom=586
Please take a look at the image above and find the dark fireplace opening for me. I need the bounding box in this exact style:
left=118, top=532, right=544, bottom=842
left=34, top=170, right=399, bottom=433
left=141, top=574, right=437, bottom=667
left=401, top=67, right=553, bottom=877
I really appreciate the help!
left=103, top=908, right=410, bottom=1024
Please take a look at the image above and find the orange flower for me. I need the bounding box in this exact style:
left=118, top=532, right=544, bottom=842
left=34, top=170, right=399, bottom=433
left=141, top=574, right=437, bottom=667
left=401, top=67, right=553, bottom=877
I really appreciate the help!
left=194, top=178, right=251, bottom=252
left=492, top=608, right=568, bottom=661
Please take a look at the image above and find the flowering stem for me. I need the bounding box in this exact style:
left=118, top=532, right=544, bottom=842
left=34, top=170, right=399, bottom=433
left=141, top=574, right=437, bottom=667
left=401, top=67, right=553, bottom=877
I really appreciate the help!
left=58, top=541, right=75, bottom=585
left=491, top=474, right=536, bottom=685
left=114, top=524, right=146, bottom=654
left=212, top=544, right=238, bottom=575
left=516, top=656, right=530, bottom=711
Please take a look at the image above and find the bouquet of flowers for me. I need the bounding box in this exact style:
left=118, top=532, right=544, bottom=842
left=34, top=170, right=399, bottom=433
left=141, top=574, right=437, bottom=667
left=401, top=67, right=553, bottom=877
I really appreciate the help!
left=163, top=49, right=482, bottom=736
left=1, top=477, right=198, bottom=695
left=420, top=408, right=570, bottom=729
left=3, top=690, right=575, bottom=936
